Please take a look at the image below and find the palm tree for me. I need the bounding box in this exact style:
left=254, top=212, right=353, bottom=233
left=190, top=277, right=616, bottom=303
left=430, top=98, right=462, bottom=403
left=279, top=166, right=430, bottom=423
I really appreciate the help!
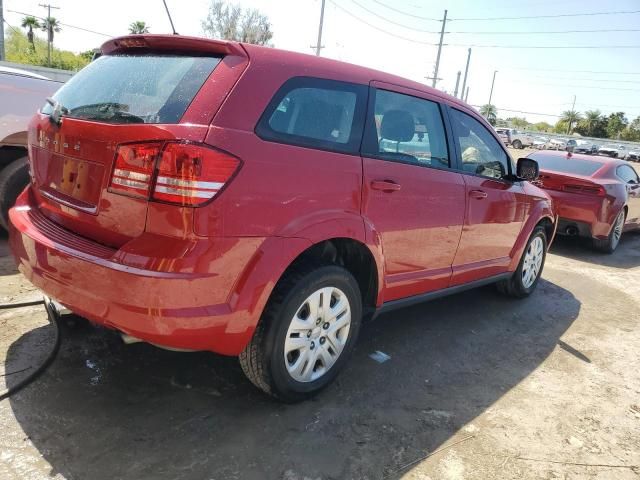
left=480, top=104, right=497, bottom=125
left=560, top=110, right=582, bottom=135
left=41, top=16, right=62, bottom=43
left=128, top=21, right=150, bottom=34
left=21, top=16, right=41, bottom=50
left=581, top=110, right=602, bottom=136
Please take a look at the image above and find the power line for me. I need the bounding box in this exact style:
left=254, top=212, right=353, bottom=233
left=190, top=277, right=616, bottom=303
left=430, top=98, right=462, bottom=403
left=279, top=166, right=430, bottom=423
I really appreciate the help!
left=327, top=4, right=640, bottom=50
left=450, top=9, right=640, bottom=21
left=368, top=0, right=440, bottom=21
left=3, top=18, right=19, bottom=35
left=327, top=0, right=440, bottom=45
left=515, top=81, right=640, bottom=92
left=448, top=43, right=640, bottom=49
left=505, top=74, right=640, bottom=85
left=449, top=28, right=640, bottom=35
left=7, top=9, right=113, bottom=37
left=501, top=66, right=640, bottom=76
left=471, top=105, right=560, bottom=117
left=349, top=0, right=440, bottom=33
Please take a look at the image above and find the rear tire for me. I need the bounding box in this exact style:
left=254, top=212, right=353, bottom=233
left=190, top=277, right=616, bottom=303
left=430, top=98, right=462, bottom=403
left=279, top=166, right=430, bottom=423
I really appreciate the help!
left=239, top=263, right=362, bottom=402
left=593, top=209, right=625, bottom=254
left=0, top=157, right=29, bottom=231
left=497, top=226, right=547, bottom=298
left=512, top=139, right=523, bottom=149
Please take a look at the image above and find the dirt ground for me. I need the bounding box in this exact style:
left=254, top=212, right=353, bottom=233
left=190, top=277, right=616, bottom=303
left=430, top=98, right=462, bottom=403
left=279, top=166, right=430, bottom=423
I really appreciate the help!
left=0, top=154, right=639, bottom=479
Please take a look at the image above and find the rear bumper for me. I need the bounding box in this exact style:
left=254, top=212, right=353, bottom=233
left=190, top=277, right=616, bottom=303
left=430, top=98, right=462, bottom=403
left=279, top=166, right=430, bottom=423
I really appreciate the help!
left=8, top=188, right=264, bottom=355
left=542, top=189, right=612, bottom=239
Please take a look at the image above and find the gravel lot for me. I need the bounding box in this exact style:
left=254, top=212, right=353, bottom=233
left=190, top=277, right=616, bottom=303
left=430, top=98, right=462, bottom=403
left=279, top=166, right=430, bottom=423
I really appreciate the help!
left=0, top=152, right=639, bottom=479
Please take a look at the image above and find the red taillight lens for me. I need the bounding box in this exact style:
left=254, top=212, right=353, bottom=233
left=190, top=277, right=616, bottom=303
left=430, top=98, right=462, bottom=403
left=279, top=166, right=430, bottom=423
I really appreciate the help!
left=109, top=142, right=240, bottom=206
left=109, top=142, right=162, bottom=199
left=152, top=143, right=240, bottom=206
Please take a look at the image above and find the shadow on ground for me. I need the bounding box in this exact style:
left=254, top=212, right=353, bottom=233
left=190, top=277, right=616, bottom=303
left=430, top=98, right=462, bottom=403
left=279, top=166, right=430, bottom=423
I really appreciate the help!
left=6, top=279, right=580, bottom=480
left=549, top=230, right=640, bottom=269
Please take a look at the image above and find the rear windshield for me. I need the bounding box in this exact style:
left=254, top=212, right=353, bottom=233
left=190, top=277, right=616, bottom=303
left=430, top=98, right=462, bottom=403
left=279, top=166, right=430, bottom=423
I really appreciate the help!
left=530, top=153, right=604, bottom=176
left=41, top=54, right=221, bottom=124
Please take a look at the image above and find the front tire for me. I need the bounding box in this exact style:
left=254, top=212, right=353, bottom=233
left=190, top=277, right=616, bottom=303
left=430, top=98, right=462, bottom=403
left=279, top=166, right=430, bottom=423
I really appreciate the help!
left=0, top=157, right=29, bottom=231
left=239, top=263, right=362, bottom=402
left=512, top=139, right=523, bottom=149
left=593, top=209, right=625, bottom=254
left=497, top=226, right=547, bottom=298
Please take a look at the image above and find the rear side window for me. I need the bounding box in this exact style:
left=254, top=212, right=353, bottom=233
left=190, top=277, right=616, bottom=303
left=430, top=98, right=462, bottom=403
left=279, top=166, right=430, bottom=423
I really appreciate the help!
left=256, top=77, right=367, bottom=154
left=362, top=89, right=450, bottom=168
left=617, top=165, right=639, bottom=184
left=41, top=54, right=221, bottom=124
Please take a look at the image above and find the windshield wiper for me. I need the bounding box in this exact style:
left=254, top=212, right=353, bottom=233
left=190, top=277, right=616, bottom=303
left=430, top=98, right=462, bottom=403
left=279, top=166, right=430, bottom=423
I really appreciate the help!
left=46, top=97, right=68, bottom=126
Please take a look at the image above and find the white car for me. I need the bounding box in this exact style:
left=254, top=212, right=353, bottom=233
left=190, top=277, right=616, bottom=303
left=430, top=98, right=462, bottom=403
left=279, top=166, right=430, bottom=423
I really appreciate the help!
left=0, top=66, right=62, bottom=229
left=625, top=147, right=640, bottom=162
left=500, top=128, right=535, bottom=149
left=598, top=144, right=627, bottom=158
left=532, top=136, right=549, bottom=149
left=547, top=138, right=568, bottom=150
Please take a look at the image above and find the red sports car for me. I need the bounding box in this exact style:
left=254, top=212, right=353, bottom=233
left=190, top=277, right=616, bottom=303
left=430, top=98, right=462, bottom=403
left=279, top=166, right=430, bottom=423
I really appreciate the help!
left=527, top=150, right=640, bottom=253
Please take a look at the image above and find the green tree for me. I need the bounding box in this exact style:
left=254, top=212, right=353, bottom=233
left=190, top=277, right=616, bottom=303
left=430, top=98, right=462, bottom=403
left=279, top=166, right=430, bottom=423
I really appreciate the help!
left=202, top=0, right=273, bottom=45
left=479, top=104, right=497, bottom=126
left=605, top=112, right=628, bottom=139
left=21, top=16, right=41, bottom=50
left=41, top=16, right=62, bottom=43
left=506, top=117, right=529, bottom=129
left=129, top=21, right=150, bottom=34
left=577, top=110, right=602, bottom=137
left=620, top=116, right=640, bottom=141
left=532, top=122, right=553, bottom=132
left=560, top=110, right=582, bottom=134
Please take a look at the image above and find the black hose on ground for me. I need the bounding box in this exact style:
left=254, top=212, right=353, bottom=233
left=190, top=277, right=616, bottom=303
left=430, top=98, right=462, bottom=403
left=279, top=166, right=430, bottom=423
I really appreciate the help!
left=0, top=298, right=61, bottom=401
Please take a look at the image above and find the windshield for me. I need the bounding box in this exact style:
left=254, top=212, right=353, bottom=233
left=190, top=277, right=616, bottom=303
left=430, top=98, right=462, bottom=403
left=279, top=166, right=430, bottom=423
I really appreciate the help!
left=41, top=54, right=221, bottom=124
left=530, top=153, right=604, bottom=176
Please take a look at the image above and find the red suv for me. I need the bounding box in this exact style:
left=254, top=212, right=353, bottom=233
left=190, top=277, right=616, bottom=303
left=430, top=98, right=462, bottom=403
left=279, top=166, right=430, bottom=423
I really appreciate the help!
left=10, top=35, right=555, bottom=401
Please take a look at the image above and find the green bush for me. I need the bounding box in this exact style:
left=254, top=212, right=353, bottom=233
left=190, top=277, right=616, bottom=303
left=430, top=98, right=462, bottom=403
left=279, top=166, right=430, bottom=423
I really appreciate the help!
left=5, top=29, right=91, bottom=71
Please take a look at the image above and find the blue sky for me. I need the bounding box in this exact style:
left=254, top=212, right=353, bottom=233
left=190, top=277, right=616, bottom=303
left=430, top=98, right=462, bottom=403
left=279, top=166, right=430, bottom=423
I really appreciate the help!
left=5, top=0, right=640, bottom=124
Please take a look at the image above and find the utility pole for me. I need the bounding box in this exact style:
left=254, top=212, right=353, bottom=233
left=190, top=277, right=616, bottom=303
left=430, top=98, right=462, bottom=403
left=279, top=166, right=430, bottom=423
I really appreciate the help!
left=39, top=3, right=60, bottom=67
left=566, top=95, right=576, bottom=134
left=464, top=86, right=469, bottom=103
left=0, top=0, right=5, bottom=61
left=312, top=0, right=326, bottom=56
left=453, top=71, right=461, bottom=98
left=488, top=70, right=497, bottom=105
left=461, top=48, right=471, bottom=100
left=429, top=9, right=448, bottom=88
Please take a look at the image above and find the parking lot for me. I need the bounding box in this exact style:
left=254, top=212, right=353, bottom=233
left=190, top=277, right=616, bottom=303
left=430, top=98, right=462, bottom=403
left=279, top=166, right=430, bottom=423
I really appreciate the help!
left=0, top=152, right=639, bottom=480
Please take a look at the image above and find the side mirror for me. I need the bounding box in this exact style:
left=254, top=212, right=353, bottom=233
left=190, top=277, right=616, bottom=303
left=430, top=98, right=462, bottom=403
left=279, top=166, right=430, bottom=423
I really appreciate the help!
left=517, top=157, right=539, bottom=181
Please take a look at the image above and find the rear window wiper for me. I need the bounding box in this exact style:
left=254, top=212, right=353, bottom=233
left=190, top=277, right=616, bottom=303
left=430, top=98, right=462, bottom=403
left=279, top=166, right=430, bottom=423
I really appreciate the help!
left=46, top=97, right=68, bottom=125
left=67, top=103, right=145, bottom=124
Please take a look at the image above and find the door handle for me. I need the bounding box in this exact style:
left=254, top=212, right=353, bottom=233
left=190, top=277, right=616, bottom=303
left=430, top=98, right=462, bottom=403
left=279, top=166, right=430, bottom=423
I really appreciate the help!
left=469, top=189, right=488, bottom=199
left=371, top=180, right=401, bottom=192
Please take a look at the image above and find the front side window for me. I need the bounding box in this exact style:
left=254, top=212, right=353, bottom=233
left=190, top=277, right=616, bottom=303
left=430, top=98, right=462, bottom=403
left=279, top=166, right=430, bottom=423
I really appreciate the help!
left=450, top=108, right=511, bottom=179
left=362, top=89, right=449, bottom=168
left=256, top=77, right=366, bottom=154
left=617, top=165, right=639, bottom=184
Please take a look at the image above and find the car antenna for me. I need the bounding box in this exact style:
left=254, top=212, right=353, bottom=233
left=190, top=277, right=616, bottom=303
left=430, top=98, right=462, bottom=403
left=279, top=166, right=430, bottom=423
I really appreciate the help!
left=162, top=0, right=179, bottom=35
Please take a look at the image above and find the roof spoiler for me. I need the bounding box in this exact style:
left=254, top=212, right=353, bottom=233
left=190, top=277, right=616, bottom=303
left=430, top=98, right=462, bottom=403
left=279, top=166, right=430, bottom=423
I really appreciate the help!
left=100, top=34, right=245, bottom=57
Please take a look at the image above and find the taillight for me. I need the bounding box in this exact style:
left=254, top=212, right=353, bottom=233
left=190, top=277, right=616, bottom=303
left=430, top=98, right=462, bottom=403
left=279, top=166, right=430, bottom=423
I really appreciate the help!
left=109, top=142, right=162, bottom=199
left=109, top=141, right=240, bottom=206
left=152, top=143, right=240, bottom=206
left=562, top=184, right=606, bottom=196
